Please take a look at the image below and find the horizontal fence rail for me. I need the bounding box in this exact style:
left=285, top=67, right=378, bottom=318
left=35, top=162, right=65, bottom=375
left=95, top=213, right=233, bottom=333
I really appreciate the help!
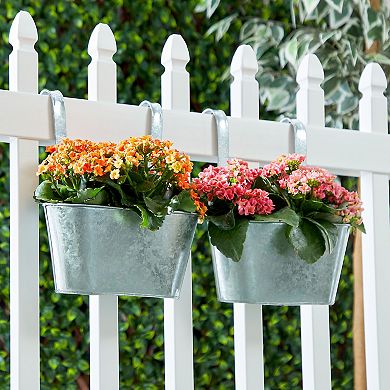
left=1, top=8, right=390, bottom=390
left=1, top=91, right=390, bottom=175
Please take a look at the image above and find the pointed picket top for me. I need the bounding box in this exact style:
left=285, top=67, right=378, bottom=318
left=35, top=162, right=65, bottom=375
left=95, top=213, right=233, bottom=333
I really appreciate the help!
left=359, top=63, right=387, bottom=95
left=230, top=44, right=259, bottom=118
left=230, top=45, right=258, bottom=78
left=88, top=23, right=117, bottom=62
left=296, top=54, right=324, bottom=87
left=161, top=34, right=190, bottom=69
left=9, top=10, right=38, bottom=50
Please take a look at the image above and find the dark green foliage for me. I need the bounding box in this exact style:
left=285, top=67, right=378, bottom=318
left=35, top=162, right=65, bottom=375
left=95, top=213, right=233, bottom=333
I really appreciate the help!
left=0, top=1, right=354, bottom=389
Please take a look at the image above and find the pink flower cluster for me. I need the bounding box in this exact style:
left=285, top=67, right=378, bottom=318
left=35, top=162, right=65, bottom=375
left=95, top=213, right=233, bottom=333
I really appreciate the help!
left=279, top=166, right=336, bottom=198
left=261, top=154, right=306, bottom=178
left=262, top=154, right=363, bottom=225
left=194, top=154, right=363, bottom=226
left=328, top=184, right=363, bottom=224
left=192, top=159, right=274, bottom=216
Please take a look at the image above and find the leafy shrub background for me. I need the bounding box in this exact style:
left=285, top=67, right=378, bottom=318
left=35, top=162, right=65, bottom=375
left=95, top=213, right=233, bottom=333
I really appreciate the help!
left=0, top=1, right=354, bottom=389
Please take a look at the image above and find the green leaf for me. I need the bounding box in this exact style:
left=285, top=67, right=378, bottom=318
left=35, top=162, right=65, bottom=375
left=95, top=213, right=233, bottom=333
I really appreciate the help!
left=325, top=0, right=344, bottom=13
left=253, top=176, right=271, bottom=191
left=306, top=217, right=338, bottom=253
left=302, top=0, right=320, bottom=16
left=208, top=209, right=235, bottom=230
left=328, top=1, right=353, bottom=29
left=144, top=196, right=170, bottom=217
left=284, top=38, right=298, bottom=67
left=136, top=180, right=155, bottom=192
left=95, top=177, right=135, bottom=207
left=170, top=190, right=197, bottom=213
left=66, top=187, right=107, bottom=205
left=265, top=88, right=290, bottom=111
left=206, top=14, right=237, bottom=41
left=301, top=199, right=323, bottom=213
left=135, top=204, right=164, bottom=231
left=286, top=219, right=326, bottom=263
left=48, top=358, right=60, bottom=370
left=307, top=211, right=343, bottom=224
left=33, top=180, right=60, bottom=203
left=208, top=218, right=249, bottom=262
left=354, top=222, right=366, bottom=233
left=254, top=207, right=300, bottom=228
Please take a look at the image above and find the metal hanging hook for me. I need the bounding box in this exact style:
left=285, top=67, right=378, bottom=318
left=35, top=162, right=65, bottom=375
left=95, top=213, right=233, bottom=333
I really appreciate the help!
left=203, top=108, right=229, bottom=167
left=40, top=89, right=67, bottom=144
left=280, top=117, right=307, bottom=162
left=139, top=100, right=163, bottom=140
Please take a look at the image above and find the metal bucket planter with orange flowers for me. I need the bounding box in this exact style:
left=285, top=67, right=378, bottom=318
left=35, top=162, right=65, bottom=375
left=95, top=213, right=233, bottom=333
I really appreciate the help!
left=35, top=94, right=204, bottom=297
left=195, top=112, right=364, bottom=305
left=43, top=204, right=197, bottom=297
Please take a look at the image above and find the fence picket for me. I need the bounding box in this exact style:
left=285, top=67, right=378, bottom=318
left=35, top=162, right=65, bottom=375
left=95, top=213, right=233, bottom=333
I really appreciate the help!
left=359, top=63, right=390, bottom=390
left=161, top=34, right=194, bottom=390
left=296, top=54, right=332, bottom=390
left=230, top=45, right=264, bottom=390
left=87, top=23, right=119, bottom=390
left=8, top=11, right=40, bottom=390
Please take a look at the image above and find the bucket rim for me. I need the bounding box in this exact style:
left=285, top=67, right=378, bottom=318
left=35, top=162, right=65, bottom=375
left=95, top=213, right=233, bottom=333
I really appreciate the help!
left=40, top=202, right=198, bottom=216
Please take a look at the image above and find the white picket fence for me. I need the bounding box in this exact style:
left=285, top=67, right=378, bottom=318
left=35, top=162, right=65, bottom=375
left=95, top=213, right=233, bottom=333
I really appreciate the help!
left=1, top=10, right=389, bottom=390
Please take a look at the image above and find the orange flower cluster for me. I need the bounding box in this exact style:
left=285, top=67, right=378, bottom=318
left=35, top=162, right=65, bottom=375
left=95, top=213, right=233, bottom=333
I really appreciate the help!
left=38, top=138, right=116, bottom=179
left=111, top=136, right=193, bottom=190
left=37, top=136, right=207, bottom=217
left=189, top=188, right=207, bottom=220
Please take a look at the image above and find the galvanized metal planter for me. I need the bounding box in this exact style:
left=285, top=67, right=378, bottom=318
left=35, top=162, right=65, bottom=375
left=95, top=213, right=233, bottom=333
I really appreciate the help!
left=43, top=203, right=197, bottom=298
left=210, top=222, right=350, bottom=305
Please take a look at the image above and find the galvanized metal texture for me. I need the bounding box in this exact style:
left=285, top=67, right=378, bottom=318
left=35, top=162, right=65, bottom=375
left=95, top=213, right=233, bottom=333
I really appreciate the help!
left=43, top=204, right=197, bottom=297
left=211, top=222, right=349, bottom=305
left=202, top=108, right=229, bottom=167
left=40, top=89, right=67, bottom=143
left=139, top=100, right=163, bottom=139
left=280, top=117, right=307, bottom=158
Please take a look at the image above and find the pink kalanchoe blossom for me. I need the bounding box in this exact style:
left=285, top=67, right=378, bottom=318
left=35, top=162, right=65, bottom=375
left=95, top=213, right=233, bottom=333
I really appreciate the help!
left=261, top=154, right=306, bottom=178
left=328, top=183, right=363, bottom=225
left=279, top=166, right=336, bottom=197
left=192, top=159, right=273, bottom=216
left=235, top=188, right=274, bottom=216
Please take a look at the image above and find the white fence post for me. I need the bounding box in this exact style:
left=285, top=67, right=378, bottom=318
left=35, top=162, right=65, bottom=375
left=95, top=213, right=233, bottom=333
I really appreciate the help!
left=230, top=45, right=264, bottom=390
left=8, top=11, right=40, bottom=390
left=161, top=34, right=194, bottom=390
left=296, top=54, right=332, bottom=390
left=359, top=63, right=390, bottom=390
left=88, top=23, right=119, bottom=390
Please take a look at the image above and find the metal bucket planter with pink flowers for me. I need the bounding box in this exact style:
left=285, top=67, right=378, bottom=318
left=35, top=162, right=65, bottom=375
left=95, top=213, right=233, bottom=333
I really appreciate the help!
left=194, top=152, right=364, bottom=306
left=210, top=221, right=350, bottom=305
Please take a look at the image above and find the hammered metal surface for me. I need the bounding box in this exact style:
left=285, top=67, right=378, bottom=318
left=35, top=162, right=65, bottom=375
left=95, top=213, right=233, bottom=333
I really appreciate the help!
left=211, top=222, right=349, bottom=305
left=43, top=204, right=197, bottom=297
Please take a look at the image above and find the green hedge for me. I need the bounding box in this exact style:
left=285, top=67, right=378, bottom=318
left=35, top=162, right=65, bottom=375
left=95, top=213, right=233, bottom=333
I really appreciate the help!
left=0, top=1, right=353, bottom=389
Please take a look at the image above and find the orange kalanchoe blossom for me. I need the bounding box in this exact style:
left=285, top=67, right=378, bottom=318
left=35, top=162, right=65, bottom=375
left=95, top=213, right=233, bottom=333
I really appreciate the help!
left=189, top=188, right=207, bottom=221
left=37, top=138, right=116, bottom=179
left=108, top=136, right=207, bottom=217
left=111, top=136, right=193, bottom=189
left=37, top=136, right=206, bottom=218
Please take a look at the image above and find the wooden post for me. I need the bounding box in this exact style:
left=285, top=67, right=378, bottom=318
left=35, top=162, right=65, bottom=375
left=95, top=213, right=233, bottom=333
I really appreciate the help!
left=161, top=34, right=194, bottom=390
left=88, top=23, right=119, bottom=390
left=230, top=45, right=264, bottom=390
left=8, top=10, right=40, bottom=390
left=297, top=54, right=332, bottom=390
left=359, top=63, right=390, bottom=390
